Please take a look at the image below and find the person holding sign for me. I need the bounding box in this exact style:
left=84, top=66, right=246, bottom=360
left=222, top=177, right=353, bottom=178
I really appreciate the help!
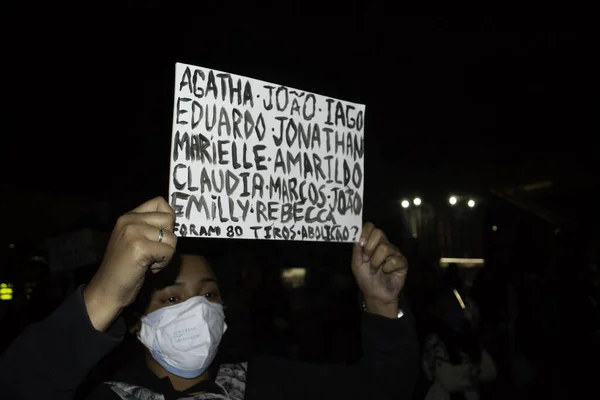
left=0, top=197, right=417, bottom=400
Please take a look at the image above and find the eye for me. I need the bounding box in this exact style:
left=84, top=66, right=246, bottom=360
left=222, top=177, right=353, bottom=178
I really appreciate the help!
left=203, top=292, right=219, bottom=301
left=165, top=296, right=180, bottom=304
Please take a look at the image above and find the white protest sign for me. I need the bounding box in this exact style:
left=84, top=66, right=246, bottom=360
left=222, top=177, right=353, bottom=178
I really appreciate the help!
left=169, top=62, right=365, bottom=242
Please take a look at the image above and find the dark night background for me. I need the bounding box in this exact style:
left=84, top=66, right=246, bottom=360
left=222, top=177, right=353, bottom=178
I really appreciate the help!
left=1, top=11, right=597, bottom=237
left=0, top=7, right=598, bottom=399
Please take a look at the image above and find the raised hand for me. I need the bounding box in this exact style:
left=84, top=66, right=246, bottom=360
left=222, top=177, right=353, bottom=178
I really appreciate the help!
left=84, top=197, right=177, bottom=331
left=351, top=222, right=408, bottom=318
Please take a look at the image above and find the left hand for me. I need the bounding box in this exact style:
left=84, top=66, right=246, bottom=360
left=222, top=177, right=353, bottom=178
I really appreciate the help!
left=352, top=222, right=408, bottom=318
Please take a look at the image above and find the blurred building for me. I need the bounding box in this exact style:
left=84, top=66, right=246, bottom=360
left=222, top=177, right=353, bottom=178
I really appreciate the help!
left=389, top=192, right=486, bottom=266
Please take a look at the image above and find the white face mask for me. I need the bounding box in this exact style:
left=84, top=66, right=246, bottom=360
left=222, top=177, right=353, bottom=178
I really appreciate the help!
left=138, top=296, right=227, bottom=378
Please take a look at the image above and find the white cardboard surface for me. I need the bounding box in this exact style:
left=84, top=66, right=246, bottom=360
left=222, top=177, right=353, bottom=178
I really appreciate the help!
left=169, top=62, right=365, bottom=242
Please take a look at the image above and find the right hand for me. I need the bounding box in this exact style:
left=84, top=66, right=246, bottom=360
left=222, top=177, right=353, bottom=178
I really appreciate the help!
left=84, top=197, right=177, bottom=330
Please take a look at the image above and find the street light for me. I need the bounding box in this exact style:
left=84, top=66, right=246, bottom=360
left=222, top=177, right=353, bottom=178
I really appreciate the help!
left=413, top=197, right=422, bottom=206
left=468, top=199, right=476, bottom=208
left=449, top=196, right=457, bottom=205
left=401, top=200, right=410, bottom=208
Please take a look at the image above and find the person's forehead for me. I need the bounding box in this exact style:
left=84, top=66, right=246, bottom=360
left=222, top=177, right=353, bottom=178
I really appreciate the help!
left=179, top=255, right=215, bottom=279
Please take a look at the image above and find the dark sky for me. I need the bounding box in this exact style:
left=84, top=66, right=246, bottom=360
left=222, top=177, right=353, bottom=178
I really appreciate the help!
left=1, top=10, right=595, bottom=215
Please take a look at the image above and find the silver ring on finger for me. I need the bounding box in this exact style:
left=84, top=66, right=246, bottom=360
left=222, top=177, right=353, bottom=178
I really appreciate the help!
left=158, top=227, right=164, bottom=243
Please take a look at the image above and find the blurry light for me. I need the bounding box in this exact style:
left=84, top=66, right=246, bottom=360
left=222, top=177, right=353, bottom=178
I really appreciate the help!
left=412, top=233, right=418, bottom=239
left=282, top=268, right=306, bottom=279
left=449, top=196, right=457, bottom=205
left=8, top=243, right=15, bottom=249
left=522, top=180, right=553, bottom=192
left=440, top=257, right=485, bottom=266
left=401, top=200, right=410, bottom=208
left=413, top=197, right=422, bottom=206
left=452, top=289, right=466, bottom=310
left=0, top=284, right=13, bottom=300
left=468, top=199, right=476, bottom=208
left=282, top=268, right=307, bottom=288
left=492, top=225, right=498, bottom=231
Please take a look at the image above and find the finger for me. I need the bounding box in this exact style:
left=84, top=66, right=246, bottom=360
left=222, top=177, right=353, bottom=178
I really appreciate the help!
left=358, top=222, right=375, bottom=247
left=370, top=242, right=400, bottom=269
left=126, top=223, right=178, bottom=249
left=381, top=254, right=408, bottom=275
left=121, top=211, right=176, bottom=232
left=130, top=197, right=174, bottom=215
left=143, top=225, right=178, bottom=249
left=364, top=228, right=386, bottom=258
left=135, top=239, right=177, bottom=274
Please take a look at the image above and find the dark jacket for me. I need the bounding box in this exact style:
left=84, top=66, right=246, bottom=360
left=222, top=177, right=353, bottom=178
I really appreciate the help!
left=0, top=286, right=418, bottom=399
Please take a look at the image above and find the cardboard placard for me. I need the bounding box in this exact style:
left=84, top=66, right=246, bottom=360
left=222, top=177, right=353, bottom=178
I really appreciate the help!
left=169, top=63, right=365, bottom=242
